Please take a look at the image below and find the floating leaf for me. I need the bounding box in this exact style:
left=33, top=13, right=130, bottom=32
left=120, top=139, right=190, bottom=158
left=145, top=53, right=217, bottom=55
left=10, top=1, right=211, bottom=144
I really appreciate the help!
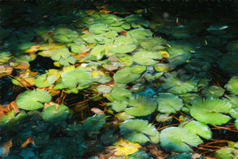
left=167, top=45, right=191, bottom=67
left=161, top=74, right=197, bottom=94
left=218, top=52, right=238, bottom=75
left=183, top=120, right=212, bottom=139
left=89, top=24, right=109, bottom=34
left=113, top=67, right=142, bottom=84
left=133, top=50, right=162, bottom=65
left=42, top=104, right=70, bottom=123
left=140, top=38, right=167, bottom=51
left=216, top=147, right=238, bottom=159
left=202, top=86, right=225, bottom=98
left=120, top=119, right=159, bottom=144
left=125, top=95, right=157, bottom=116
left=111, top=87, right=131, bottom=101
left=35, top=73, right=57, bottom=88
left=225, top=76, right=238, bottom=95
left=59, top=69, right=93, bottom=89
left=16, top=90, right=51, bottom=110
left=109, top=36, right=137, bottom=54
left=83, top=114, right=106, bottom=132
left=53, top=27, right=80, bottom=43
left=160, top=127, right=203, bottom=152
left=110, top=138, right=141, bottom=157
left=127, top=28, right=153, bottom=43
left=0, top=110, right=26, bottom=127
left=157, top=93, right=183, bottom=114
left=190, top=99, right=232, bottom=125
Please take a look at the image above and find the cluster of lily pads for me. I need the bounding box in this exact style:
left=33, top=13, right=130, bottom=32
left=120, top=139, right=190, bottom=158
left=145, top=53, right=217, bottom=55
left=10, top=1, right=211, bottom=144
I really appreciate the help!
left=1, top=1, right=238, bottom=158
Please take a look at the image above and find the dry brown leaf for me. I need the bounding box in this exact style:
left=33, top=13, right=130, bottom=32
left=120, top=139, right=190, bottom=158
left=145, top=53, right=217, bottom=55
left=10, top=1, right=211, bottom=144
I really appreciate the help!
left=91, top=107, right=104, bottom=114
left=21, top=137, right=35, bottom=148
left=0, top=64, right=13, bottom=78
left=0, top=139, right=13, bottom=158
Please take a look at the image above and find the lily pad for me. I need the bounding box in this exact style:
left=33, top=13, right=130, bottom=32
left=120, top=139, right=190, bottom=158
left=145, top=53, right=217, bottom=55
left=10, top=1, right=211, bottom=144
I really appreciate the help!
left=113, top=67, right=143, bottom=84
left=127, top=28, right=153, bottom=43
left=120, top=119, right=159, bottom=144
left=157, top=93, right=183, bottom=114
left=42, top=104, right=70, bottom=123
left=60, top=69, right=93, bottom=89
left=133, top=50, right=162, bottom=65
left=160, top=127, right=203, bottom=152
left=202, top=86, right=225, bottom=98
left=82, top=114, right=106, bottom=132
left=111, top=87, right=131, bottom=101
left=53, top=27, right=80, bottom=44
left=161, top=74, right=197, bottom=94
left=16, top=90, right=51, bottom=110
left=109, top=36, right=137, bottom=54
left=89, top=24, right=109, bottom=34
left=190, top=99, right=232, bottom=125
left=35, top=73, right=57, bottom=88
left=0, top=111, right=26, bottom=127
left=125, top=95, right=157, bottom=116
left=225, top=76, right=238, bottom=95
left=183, top=120, right=212, bottom=139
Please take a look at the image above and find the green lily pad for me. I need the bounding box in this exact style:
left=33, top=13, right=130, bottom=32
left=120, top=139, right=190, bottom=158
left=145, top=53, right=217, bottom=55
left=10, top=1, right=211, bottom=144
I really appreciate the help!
left=161, top=74, right=197, bottom=94
left=160, top=127, right=203, bottom=152
left=89, top=24, right=109, bottom=34
left=183, top=120, right=212, bottom=140
left=51, top=48, right=76, bottom=66
left=190, top=99, right=232, bottom=125
left=35, top=74, right=57, bottom=88
left=167, top=45, right=191, bottom=67
left=88, top=45, right=106, bottom=60
left=125, top=95, right=157, bottom=116
left=109, top=36, right=137, bottom=54
left=133, top=50, right=162, bottom=65
left=42, top=104, right=70, bottom=123
left=157, top=93, right=183, bottom=114
left=53, top=27, right=80, bottom=44
left=82, top=114, right=106, bottom=132
left=0, top=110, right=26, bottom=127
left=127, top=28, right=153, bottom=43
left=202, top=86, right=225, bottom=98
left=227, top=40, right=238, bottom=52
left=60, top=69, right=93, bottom=89
left=140, top=37, right=167, bottom=51
left=69, top=43, right=87, bottom=54
left=225, top=76, right=238, bottom=95
left=16, top=89, right=51, bottom=110
left=111, top=87, right=132, bottom=101
left=113, top=67, right=142, bottom=84
left=218, top=52, right=238, bottom=75
left=120, top=119, right=159, bottom=144
left=125, top=14, right=150, bottom=28
left=216, top=147, right=238, bottom=159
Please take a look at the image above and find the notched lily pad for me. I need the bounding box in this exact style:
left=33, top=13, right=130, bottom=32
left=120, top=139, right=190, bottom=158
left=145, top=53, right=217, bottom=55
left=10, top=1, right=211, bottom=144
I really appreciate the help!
left=157, top=93, right=183, bottom=114
left=190, top=99, right=232, bottom=125
left=16, top=89, right=51, bottom=110
left=120, top=119, right=159, bottom=144
left=225, top=76, right=238, bottom=95
left=42, top=104, right=70, bottom=123
left=160, top=127, right=203, bottom=152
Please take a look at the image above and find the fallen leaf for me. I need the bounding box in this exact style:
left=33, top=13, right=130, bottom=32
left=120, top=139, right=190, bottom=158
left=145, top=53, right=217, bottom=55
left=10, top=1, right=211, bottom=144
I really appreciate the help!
left=25, top=45, right=40, bottom=53
left=91, top=107, right=104, bottom=114
left=0, top=139, right=12, bottom=158
left=160, top=51, right=170, bottom=58
left=0, top=64, right=13, bottom=78
left=21, top=137, right=35, bottom=148
left=109, top=138, right=141, bottom=157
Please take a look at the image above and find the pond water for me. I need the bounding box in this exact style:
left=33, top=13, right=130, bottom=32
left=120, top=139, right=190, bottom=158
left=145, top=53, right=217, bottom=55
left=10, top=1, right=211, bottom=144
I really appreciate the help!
left=0, top=1, right=238, bottom=158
